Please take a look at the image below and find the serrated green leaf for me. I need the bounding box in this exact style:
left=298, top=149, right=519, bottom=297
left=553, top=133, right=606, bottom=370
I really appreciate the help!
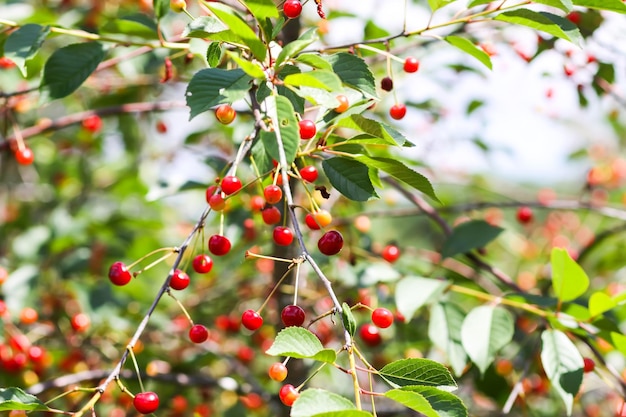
left=551, top=247, right=589, bottom=302
left=386, top=386, right=468, bottom=417
left=284, top=70, right=343, bottom=91
left=427, top=0, right=456, bottom=11
left=395, top=276, right=448, bottom=321
left=325, top=53, right=377, bottom=98
left=354, top=156, right=438, bottom=202
left=291, top=389, right=356, bottom=417
left=0, top=387, right=53, bottom=411
left=533, top=0, right=574, bottom=12
left=153, top=0, right=169, bottom=20
left=588, top=292, right=615, bottom=317
left=186, top=68, right=252, bottom=119
left=4, top=24, right=50, bottom=77
left=40, top=42, right=105, bottom=101
left=440, top=220, right=503, bottom=259
left=182, top=15, right=229, bottom=38
left=495, top=10, right=582, bottom=46
left=444, top=36, right=492, bottom=70
left=227, top=52, right=266, bottom=78
left=261, top=95, right=299, bottom=165
left=541, top=329, right=584, bottom=415
left=206, top=42, right=222, bottom=67
left=295, top=53, right=333, bottom=70
left=460, top=305, right=514, bottom=375
left=379, top=358, right=457, bottom=390
left=342, top=302, right=356, bottom=337
left=244, top=0, right=279, bottom=22
left=337, top=114, right=412, bottom=147
left=429, top=302, right=468, bottom=376
left=265, top=327, right=336, bottom=363
left=573, top=0, right=626, bottom=13
left=275, top=28, right=319, bottom=69
left=322, top=157, right=378, bottom=201
left=101, top=14, right=158, bottom=39
left=206, top=2, right=266, bottom=61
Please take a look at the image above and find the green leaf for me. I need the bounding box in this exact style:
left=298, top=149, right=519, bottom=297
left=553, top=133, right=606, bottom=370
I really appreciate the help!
left=322, top=157, right=378, bottom=201
left=460, top=305, right=514, bottom=375
left=291, top=389, right=356, bottom=417
left=495, top=10, right=582, bottom=46
left=441, top=220, right=503, bottom=259
left=227, top=52, right=266, bottom=78
left=342, top=302, right=356, bottom=337
left=379, top=358, right=457, bottom=390
left=182, top=15, right=229, bottom=38
left=468, top=0, right=492, bottom=6
left=206, top=42, right=222, bottom=67
left=540, top=329, right=584, bottom=415
left=275, top=28, right=319, bottom=69
left=573, top=0, right=626, bottom=13
left=550, top=247, right=589, bottom=302
left=101, top=14, right=158, bottom=39
left=337, top=114, right=413, bottom=147
left=325, top=53, right=377, bottom=98
left=206, top=2, right=267, bottom=61
left=295, top=53, right=333, bottom=70
left=4, top=23, right=50, bottom=76
left=186, top=68, right=252, bottom=119
left=427, top=0, right=456, bottom=12
left=244, top=0, right=279, bottom=22
left=265, top=327, right=337, bottom=363
left=284, top=70, right=343, bottom=91
left=386, top=386, right=468, bottom=417
left=395, top=276, right=448, bottom=321
left=444, top=36, right=492, bottom=70
left=588, top=292, right=615, bottom=317
left=429, top=302, right=468, bottom=377
left=153, top=0, right=169, bottom=20
left=261, top=95, right=299, bottom=165
left=311, top=412, right=372, bottom=417
left=0, top=387, right=53, bottom=411
left=40, top=42, right=105, bottom=101
left=533, top=0, right=574, bottom=12
left=276, top=65, right=305, bottom=113
left=355, top=156, right=438, bottom=202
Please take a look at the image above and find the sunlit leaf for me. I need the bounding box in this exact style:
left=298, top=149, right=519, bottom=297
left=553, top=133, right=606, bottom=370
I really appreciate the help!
left=206, top=2, right=267, bottom=61
left=573, top=0, right=626, bottom=13
left=550, top=247, right=589, bottom=302
left=588, top=292, right=616, bottom=317
left=386, top=386, right=467, bottom=417
left=379, top=358, right=457, bottom=390
left=4, top=23, right=50, bottom=76
left=429, top=302, right=468, bottom=376
left=0, top=388, right=53, bottom=411
left=265, top=327, right=336, bottom=363
left=291, top=389, right=357, bottom=417
left=325, top=53, right=377, bottom=98
left=186, top=68, right=252, bottom=119
left=495, top=10, right=582, bottom=46
left=395, top=276, right=448, bottom=321
left=444, top=36, right=492, bottom=69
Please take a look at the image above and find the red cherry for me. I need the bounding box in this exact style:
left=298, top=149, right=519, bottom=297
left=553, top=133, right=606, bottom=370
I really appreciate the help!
left=208, top=235, right=231, bottom=256
left=192, top=254, right=213, bottom=274
left=14, top=147, right=34, bottom=165
left=27, top=346, right=45, bottom=363
left=279, top=384, right=299, bottom=406
left=189, top=324, right=209, bottom=343
left=205, top=185, right=218, bottom=204
left=389, top=104, right=407, bottom=120
left=359, top=323, right=382, bottom=346
left=264, top=185, right=283, bottom=204
left=261, top=206, right=281, bottom=225
left=108, top=261, right=132, bottom=286
left=215, top=104, right=236, bottom=124
left=134, top=392, right=160, bottom=414
left=0, top=57, right=16, bottom=69
left=583, top=357, right=595, bottom=373
left=566, top=11, right=581, bottom=25
left=564, top=64, right=575, bottom=77
left=371, top=308, right=394, bottom=328
left=403, top=57, right=420, bottom=73
left=283, top=0, right=302, bottom=19
left=82, top=114, right=102, bottom=133
left=281, top=305, right=305, bottom=327
left=221, top=175, right=242, bottom=195
left=170, top=269, right=190, bottom=290
left=70, top=313, right=91, bottom=332
left=381, top=245, right=400, bottom=263
left=299, top=165, right=318, bottom=183
left=299, top=119, right=317, bottom=140
left=516, top=206, right=533, bottom=224
left=156, top=120, right=168, bottom=133
left=305, top=213, right=321, bottom=230
left=335, top=95, right=349, bottom=113
left=273, top=226, right=294, bottom=246
left=380, top=76, right=393, bottom=92
left=241, top=309, right=263, bottom=331
left=237, top=345, right=255, bottom=363
left=250, top=195, right=265, bottom=212
left=269, top=362, right=288, bottom=382
left=318, top=230, right=343, bottom=255
left=209, top=193, right=226, bottom=211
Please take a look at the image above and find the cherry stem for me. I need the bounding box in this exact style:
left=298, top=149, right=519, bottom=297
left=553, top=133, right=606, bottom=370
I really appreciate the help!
left=292, top=261, right=301, bottom=306
left=127, top=347, right=145, bottom=393
left=244, top=251, right=295, bottom=264
left=132, top=251, right=177, bottom=276
left=166, top=290, right=194, bottom=325
left=127, top=247, right=178, bottom=270
left=257, top=262, right=298, bottom=313
left=44, top=386, right=96, bottom=406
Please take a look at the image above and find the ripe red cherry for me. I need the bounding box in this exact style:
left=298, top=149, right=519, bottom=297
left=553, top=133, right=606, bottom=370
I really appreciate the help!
left=70, top=313, right=91, bottom=332
left=516, top=206, right=533, bottom=224
left=261, top=206, right=281, bottom=225
left=15, top=147, right=34, bottom=165
left=281, top=305, right=305, bottom=327
left=403, top=56, right=420, bottom=73
left=250, top=195, right=265, bottom=212
left=205, top=185, right=218, bottom=203
left=269, top=362, right=288, bottom=382
left=283, top=0, right=302, bottom=19
left=583, top=357, right=595, bottom=373
left=264, top=185, right=283, bottom=204
left=279, top=384, right=299, bottom=406
left=382, top=245, right=400, bottom=263
left=380, top=76, right=393, bottom=92
left=318, top=230, right=343, bottom=255
left=189, top=324, right=209, bottom=343
left=305, top=213, right=321, bottom=230
left=108, top=261, right=132, bottom=286
left=192, top=254, right=213, bottom=274
left=170, top=269, right=190, bottom=290
left=371, top=308, right=394, bottom=328
left=215, top=104, right=236, bottom=124
left=335, top=95, right=350, bottom=113
left=134, top=392, right=160, bottom=414
left=389, top=104, right=407, bottom=120
left=241, top=309, right=263, bottom=331
left=221, top=175, right=242, bottom=195
left=208, top=234, right=231, bottom=256
left=273, top=226, right=294, bottom=246
left=82, top=114, right=102, bottom=133
left=299, top=165, right=318, bottom=183
left=299, top=119, right=316, bottom=140
left=359, top=323, right=382, bottom=346
left=209, top=193, right=226, bottom=211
